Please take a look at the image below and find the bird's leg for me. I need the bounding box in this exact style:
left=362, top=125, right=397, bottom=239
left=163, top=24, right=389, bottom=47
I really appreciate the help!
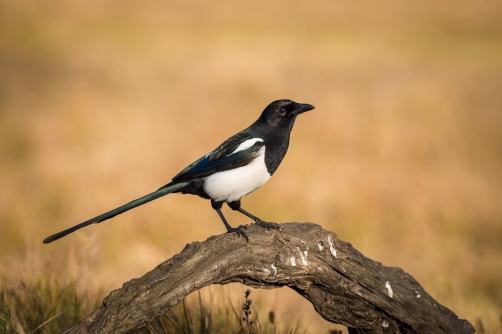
left=211, top=200, right=247, bottom=239
left=239, top=208, right=281, bottom=231
left=227, top=201, right=281, bottom=231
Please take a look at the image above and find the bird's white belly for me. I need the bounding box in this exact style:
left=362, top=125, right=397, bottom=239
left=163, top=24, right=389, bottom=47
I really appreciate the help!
left=203, top=147, right=270, bottom=202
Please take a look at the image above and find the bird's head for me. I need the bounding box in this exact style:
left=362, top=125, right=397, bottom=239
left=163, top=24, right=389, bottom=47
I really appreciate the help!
left=258, top=99, right=314, bottom=128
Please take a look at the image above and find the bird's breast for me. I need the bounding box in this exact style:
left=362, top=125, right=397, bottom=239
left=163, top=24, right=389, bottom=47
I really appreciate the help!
left=203, top=147, right=270, bottom=202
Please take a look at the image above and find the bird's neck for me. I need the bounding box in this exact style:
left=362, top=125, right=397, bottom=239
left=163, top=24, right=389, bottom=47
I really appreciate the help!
left=249, top=120, right=294, bottom=175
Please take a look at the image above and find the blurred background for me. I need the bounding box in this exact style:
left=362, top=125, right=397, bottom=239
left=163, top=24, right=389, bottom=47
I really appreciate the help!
left=1, top=0, right=501, bottom=332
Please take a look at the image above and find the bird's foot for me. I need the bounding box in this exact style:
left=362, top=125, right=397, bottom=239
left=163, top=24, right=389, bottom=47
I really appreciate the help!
left=255, top=220, right=282, bottom=231
left=227, top=225, right=248, bottom=240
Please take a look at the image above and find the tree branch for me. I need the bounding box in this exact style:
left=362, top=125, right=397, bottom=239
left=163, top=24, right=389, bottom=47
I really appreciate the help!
left=65, top=223, right=474, bottom=334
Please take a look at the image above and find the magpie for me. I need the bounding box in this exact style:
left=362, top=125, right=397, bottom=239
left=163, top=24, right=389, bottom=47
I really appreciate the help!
left=43, top=99, right=314, bottom=243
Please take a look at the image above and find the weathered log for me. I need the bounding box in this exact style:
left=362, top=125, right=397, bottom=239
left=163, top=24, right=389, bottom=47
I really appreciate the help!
left=66, top=222, right=474, bottom=334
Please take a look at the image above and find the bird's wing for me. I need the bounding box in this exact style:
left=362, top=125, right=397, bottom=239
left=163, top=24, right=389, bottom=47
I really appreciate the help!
left=206, top=132, right=254, bottom=161
left=166, top=134, right=264, bottom=184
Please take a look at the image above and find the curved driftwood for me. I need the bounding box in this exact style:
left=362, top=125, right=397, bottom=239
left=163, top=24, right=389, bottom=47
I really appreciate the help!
left=66, top=222, right=474, bottom=334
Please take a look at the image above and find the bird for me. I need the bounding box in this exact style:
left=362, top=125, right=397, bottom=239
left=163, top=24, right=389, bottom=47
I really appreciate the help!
left=43, top=99, right=314, bottom=243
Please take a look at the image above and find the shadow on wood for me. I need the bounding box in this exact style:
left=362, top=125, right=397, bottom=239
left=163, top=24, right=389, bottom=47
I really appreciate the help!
left=65, top=223, right=474, bottom=334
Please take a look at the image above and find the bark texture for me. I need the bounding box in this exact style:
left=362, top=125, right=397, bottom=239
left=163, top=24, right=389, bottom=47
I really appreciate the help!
left=66, top=222, right=474, bottom=334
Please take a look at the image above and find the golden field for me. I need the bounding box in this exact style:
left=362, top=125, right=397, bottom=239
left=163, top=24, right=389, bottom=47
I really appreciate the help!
left=1, top=0, right=501, bottom=332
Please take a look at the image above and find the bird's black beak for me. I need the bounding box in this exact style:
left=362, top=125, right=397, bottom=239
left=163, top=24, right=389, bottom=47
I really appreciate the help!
left=291, top=103, right=315, bottom=116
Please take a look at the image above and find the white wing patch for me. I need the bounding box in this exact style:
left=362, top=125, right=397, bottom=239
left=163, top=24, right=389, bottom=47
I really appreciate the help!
left=231, top=138, right=264, bottom=154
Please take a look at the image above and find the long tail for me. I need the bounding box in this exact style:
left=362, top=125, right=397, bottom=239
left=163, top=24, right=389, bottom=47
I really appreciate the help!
left=43, top=182, right=188, bottom=244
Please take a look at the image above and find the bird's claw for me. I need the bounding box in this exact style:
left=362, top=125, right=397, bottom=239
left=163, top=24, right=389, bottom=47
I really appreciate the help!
left=255, top=220, right=282, bottom=231
left=227, top=225, right=248, bottom=240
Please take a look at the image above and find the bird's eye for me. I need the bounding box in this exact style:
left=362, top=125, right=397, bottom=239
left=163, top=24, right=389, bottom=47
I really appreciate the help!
left=279, top=108, right=287, bottom=117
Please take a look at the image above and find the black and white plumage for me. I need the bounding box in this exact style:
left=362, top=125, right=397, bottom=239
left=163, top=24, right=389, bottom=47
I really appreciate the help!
left=43, top=99, right=314, bottom=243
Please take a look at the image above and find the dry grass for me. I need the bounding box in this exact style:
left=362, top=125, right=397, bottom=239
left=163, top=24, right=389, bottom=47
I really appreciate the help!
left=1, top=0, right=501, bottom=332
left=138, top=289, right=308, bottom=334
